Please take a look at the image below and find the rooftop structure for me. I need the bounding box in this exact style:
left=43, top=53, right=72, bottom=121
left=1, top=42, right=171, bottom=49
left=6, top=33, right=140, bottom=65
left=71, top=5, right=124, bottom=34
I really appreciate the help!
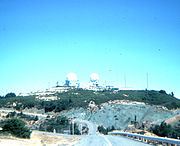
left=65, top=73, right=80, bottom=87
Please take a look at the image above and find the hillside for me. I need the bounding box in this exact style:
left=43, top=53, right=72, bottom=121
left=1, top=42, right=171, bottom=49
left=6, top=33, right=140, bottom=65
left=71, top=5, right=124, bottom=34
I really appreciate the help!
left=0, top=89, right=179, bottom=112
left=58, top=100, right=180, bottom=129
left=0, top=89, right=180, bottom=140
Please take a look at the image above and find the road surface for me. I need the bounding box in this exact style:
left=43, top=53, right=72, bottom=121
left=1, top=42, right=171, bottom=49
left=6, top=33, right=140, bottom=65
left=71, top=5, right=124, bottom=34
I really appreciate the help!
left=73, top=119, right=98, bottom=135
left=74, top=119, right=150, bottom=146
left=76, top=135, right=150, bottom=146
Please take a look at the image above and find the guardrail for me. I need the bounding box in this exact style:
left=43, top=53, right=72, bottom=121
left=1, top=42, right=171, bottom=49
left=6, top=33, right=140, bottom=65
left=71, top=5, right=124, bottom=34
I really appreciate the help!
left=108, top=132, right=180, bottom=146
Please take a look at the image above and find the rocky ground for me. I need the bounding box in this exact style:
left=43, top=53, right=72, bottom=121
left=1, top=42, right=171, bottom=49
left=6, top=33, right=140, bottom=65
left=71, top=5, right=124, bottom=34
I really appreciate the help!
left=58, top=100, right=180, bottom=130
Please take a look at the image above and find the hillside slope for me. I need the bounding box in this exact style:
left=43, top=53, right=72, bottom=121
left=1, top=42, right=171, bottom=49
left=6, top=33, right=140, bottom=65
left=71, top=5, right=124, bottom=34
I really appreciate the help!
left=58, top=100, right=180, bottom=130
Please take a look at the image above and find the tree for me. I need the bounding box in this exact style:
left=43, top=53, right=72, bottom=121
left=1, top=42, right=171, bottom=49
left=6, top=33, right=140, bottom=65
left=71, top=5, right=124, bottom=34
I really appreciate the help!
left=171, top=92, right=174, bottom=97
left=5, top=93, right=16, bottom=98
left=159, top=90, right=166, bottom=94
left=39, top=116, right=70, bottom=133
left=70, top=123, right=80, bottom=135
left=34, top=116, right=38, bottom=121
left=111, top=125, right=115, bottom=131
left=6, top=111, right=16, bottom=118
left=2, top=118, right=32, bottom=138
left=98, top=125, right=108, bottom=134
left=152, top=122, right=172, bottom=137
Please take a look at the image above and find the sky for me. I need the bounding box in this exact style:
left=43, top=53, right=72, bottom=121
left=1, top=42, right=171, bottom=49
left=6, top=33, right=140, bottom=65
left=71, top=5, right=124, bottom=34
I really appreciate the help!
left=0, top=0, right=180, bottom=98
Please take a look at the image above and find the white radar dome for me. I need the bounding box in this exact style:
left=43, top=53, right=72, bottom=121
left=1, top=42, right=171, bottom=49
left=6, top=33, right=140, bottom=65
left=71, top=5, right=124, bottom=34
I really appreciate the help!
left=90, top=73, right=99, bottom=81
left=66, top=73, right=77, bottom=81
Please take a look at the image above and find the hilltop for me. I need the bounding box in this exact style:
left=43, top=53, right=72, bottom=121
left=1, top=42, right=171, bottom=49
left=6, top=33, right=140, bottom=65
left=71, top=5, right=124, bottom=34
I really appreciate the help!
left=0, top=89, right=179, bottom=112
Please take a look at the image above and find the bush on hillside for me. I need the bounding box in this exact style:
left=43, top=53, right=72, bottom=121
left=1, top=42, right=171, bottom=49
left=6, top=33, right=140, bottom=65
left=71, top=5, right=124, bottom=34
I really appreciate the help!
left=151, top=121, right=180, bottom=139
left=5, top=93, right=16, bottom=98
left=6, top=111, right=16, bottom=118
left=1, top=118, right=32, bottom=138
left=152, top=122, right=172, bottom=137
left=159, top=90, right=166, bottom=94
left=39, top=116, right=70, bottom=133
left=98, top=125, right=108, bottom=134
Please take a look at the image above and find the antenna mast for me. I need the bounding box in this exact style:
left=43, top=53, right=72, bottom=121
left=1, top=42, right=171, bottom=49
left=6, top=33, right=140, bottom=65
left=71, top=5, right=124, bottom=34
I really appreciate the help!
left=147, top=73, right=149, bottom=90
left=56, top=81, right=59, bottom=87
left=124, top=74, right=126, bottom=88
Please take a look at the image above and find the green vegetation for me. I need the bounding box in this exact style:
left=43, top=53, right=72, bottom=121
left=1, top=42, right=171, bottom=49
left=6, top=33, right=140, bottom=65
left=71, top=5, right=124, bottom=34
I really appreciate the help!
left=70, top=123, right=80, bottom=135
left=151, top=121, right=180, bottom=139
left=39, top=116, right=81, bottom=135
left=1, top=118, right=32, bottom=138
left=0, top=89, right=179, bottom=113
left=39, top=116, right=70, bottom=133
left=6, top=111, right=39, bottom=121
left=5, top=93, right=16, bottom=98
left=97, top=125, right=116, bottom=134
left=98, top=125, right=108, bottom=134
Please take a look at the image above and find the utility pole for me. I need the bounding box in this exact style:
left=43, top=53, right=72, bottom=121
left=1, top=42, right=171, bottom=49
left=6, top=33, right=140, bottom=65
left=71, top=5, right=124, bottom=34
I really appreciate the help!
left=124, top=74, right=126, bottom=88
left=72, top=121, right=74, bottom=135
left=146, top=73, right=149, bottom=90
left=69, top=124, right=71, bottom=135
left=80, top=124, right=82, bottom=135
left=48, top=82, right=50, bottom=89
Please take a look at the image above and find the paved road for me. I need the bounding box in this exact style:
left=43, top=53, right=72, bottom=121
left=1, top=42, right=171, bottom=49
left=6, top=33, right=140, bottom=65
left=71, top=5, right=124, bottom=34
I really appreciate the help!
left=0, top=109, right=47, bottom=117
left=33, top=130, right=150, bottom=146
left=76, top=135, right=150, bottom=146
left=74, top=119, right=150, bottom=146
left=73, top=119, right=98, bottom=135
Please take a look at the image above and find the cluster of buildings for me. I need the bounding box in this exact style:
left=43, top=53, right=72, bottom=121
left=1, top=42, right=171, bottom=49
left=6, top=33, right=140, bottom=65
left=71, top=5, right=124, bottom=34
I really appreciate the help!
left=20, top=73, right=121, bottom=98
left=46, top=73, right=103, bottom=93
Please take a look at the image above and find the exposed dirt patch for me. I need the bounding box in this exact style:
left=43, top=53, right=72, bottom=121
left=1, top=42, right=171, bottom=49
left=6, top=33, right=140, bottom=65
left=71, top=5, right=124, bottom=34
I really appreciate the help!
left=0, top=132, right=82, bottom=146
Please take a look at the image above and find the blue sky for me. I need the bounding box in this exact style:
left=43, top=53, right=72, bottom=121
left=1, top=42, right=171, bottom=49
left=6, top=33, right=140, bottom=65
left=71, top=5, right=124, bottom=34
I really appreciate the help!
left=0, top=0, right=180, bottom=98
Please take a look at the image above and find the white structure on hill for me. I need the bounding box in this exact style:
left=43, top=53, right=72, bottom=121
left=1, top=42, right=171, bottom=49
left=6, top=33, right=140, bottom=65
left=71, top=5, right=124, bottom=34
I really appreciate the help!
left=88, top=73, right=101, bottom=90
left=64, top=73, right=80, bottom=88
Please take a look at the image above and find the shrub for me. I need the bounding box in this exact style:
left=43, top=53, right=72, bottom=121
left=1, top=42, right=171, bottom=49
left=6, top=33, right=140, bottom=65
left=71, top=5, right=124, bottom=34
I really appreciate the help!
left=151, top=121, right=180, bottom=139
left=39, top=116, right=70, bottom=133
left=159, top=90, right=166, bottom=94
left=152, top=122, right=172, bottom=137
left=1, top=118, right=32, bottom=138
left=6, top=111, right=16, bottom=118
left=5, top=93, right=16, bottom=98
left=34, top=116, right=38, bottom=121
left=98, top=125, right=108, bottom=134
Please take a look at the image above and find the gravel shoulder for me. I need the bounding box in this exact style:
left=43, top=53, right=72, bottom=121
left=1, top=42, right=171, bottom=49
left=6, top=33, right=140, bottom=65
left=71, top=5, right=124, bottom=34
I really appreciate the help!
left=0, top=131, right=82, bottom=146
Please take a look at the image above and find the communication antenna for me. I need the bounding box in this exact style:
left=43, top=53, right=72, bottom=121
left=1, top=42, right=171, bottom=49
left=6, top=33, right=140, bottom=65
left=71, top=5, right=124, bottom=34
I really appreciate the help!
left=48, top=82, right=50, bottom=88
left=56, top=81, right=59, bottom=87
left=124, top=74, right=126, bottom=88
left=105, top=80, right=107, bottom=88
left=146, top=73, right=149, bottom=90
